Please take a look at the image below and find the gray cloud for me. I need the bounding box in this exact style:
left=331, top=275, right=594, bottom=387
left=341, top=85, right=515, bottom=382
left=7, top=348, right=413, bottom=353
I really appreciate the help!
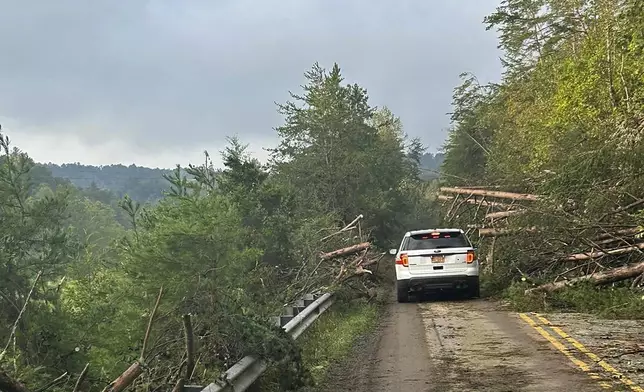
left=0, top=0, right=502, bottom=163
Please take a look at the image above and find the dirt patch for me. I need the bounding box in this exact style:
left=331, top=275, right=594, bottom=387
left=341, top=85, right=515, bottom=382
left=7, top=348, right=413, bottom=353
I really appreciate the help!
left=418, top=299, right=603, bottom=391
left=305, top=293, right=611, bottom=392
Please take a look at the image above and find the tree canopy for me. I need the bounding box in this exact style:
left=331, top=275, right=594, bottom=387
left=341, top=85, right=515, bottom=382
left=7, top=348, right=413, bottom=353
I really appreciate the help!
left=0, top=62, right=438, bottom=391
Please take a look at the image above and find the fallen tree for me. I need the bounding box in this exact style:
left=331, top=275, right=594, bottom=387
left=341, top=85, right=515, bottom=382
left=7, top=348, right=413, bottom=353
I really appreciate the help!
left=526, top=261, right=644, bottom=294
left=439, top=187, right=540, bottom=201
left=562, top=242, right=644, bottom=262
left=320, top=242, right=370, bottom=261
left=437, top=194, right=510, bottom=208
left=479, top=227, right=539, bottom=237
left=485, top=209, right=525, bottom=220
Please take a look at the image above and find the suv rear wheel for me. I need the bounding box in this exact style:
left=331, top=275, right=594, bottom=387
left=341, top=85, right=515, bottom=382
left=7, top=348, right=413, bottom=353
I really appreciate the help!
left=468, top=278, right=480, bottom=298
left=396, top=280, right=410, bottom=303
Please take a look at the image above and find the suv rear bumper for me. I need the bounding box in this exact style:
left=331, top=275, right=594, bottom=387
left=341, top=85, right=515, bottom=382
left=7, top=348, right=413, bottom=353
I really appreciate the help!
left=401, top=275, right=478, bottom=291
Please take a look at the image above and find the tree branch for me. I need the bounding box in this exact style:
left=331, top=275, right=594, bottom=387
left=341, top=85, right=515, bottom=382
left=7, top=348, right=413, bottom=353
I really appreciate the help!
left=0, top=270, right=42, bottom=362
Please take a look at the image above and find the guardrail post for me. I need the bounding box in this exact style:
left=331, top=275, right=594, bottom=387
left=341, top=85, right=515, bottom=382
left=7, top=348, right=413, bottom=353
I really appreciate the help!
left=279, top=305, right=294, bottom=327
left=303, top=293, right=315, bottom=306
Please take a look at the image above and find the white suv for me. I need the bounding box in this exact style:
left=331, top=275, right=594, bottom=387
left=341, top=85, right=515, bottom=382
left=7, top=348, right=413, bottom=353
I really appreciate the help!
left=389, top=228, right=479, bottom=303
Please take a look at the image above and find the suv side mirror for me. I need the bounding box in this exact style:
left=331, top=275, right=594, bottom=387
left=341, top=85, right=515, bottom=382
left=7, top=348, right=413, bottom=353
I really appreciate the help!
left=389, top=248, right=397, bottom=255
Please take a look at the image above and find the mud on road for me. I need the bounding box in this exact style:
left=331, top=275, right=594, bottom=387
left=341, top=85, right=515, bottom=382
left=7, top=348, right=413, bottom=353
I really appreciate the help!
left=310, top=296, right=644, bottom=392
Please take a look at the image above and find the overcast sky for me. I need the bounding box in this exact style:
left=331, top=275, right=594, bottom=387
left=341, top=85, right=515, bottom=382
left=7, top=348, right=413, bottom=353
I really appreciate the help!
left=0, top=1, right=502, bottom=169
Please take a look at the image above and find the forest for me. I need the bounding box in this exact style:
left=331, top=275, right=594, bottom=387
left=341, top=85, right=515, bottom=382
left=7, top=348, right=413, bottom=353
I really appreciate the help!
left=0, top=63, right=438, bottom=391
left=39, top=153, right=442, bottom=202
left=43, top=164, right=174, bottom=204
left=3, top=0, right=644, bottom=390
left=440, top=0, right=644, bottom=316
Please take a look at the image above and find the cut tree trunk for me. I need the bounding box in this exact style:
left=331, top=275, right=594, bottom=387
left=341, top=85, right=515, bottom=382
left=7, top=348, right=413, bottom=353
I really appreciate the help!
left=526, top=261, right=644, bottom=294
left=171, top=379, right=185, bottom=392
left=437, top=195, right=510, bottom=208
left=562, top=242, right=644, bottom=262
left=104, top=362, right=143, bottom=392
left=440, top=187, right=540, bottom=201
left=485, top=210, right=526, bottom=220
left=321, top=242, right=370, bottom=260
left=479, top=227, right=539, bottom=237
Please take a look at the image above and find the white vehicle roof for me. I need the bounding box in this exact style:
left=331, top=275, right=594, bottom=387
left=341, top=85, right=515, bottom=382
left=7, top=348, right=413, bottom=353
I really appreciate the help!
left=405, top=228, right=464, bottom=236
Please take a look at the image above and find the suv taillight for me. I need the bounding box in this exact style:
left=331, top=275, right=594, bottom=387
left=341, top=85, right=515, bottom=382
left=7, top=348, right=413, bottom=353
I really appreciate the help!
left=395, top=253, right=409, bottom=267
left=466, top=250, right=476, bottom=263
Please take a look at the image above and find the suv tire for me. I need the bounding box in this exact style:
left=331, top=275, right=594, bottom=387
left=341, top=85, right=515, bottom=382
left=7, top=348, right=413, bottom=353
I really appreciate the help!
left=396, top=280, right=410, bottom=303
left=468, top=278, right=480, bottom=298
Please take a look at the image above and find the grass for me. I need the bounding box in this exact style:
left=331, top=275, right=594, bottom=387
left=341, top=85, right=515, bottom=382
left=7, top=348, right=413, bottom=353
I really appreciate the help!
left=298, top=298, right=379, bottom=384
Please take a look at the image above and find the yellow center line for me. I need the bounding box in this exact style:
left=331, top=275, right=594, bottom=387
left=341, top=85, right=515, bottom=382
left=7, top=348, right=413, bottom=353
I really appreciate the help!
left=518, top=313, right=613, bottom=390
left=534, top=314, right=644, bottom=392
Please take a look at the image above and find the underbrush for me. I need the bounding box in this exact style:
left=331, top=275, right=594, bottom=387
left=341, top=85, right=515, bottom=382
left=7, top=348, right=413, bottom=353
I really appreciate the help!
left=478, top=255, right=644, bottom=320
left=257, top=297, right=381, bottom=391
left=255, top=251, right=395, bottom=391
left=501, top=280, right=644, bottom=320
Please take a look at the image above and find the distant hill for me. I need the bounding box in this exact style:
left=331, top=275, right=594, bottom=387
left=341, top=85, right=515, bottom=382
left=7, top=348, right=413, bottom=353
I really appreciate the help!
left=42, top=153, right=443, bottom=202
left=419, top=152, right=444, bottom=180
left=44, top=163, right=174, bottom=203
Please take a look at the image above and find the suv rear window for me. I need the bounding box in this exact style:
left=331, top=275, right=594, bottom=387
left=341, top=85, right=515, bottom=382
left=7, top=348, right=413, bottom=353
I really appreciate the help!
left=403, top=232, right=470, bottom=250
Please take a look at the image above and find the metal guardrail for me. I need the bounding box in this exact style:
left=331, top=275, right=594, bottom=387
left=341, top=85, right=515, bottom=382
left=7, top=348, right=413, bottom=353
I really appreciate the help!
left=184, top=292, right=335, bottom=392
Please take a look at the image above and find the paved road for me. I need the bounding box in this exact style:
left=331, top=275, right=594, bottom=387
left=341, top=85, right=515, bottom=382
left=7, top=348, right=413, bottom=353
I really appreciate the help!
left=317, top=296, right=642, bottom=392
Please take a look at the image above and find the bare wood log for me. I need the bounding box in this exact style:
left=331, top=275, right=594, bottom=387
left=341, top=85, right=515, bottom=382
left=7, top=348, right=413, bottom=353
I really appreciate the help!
left=104, top=287, right=163, bottom=392
left=440, top=187, right=540, bottom=201
left=562, top=242, right=644, bottom=262
left=320, top=214, right=364, bottom=242
left=103, top=362, right=143, bottom=392
left=73, top=363, right=90, bottom=392
left=479, top=227, right=539, bottom=237
left=141, top=286, right=163, bottom=361
left=526, top=260, right=644, bottom=294
left=450, top=185, right=503, bottom=189
left=321, top=242, right=370, bottom=260
left=171, top=379, right=185, bottom=392
left=0, top=369, right=31, bottom=392
left=437, top=195, right=510, bottom=208
left=485, top=210, right=526, bottom=220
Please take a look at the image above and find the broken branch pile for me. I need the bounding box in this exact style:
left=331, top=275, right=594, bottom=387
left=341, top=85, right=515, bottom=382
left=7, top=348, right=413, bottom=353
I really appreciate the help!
left=286, top=214, right=386, bottom=303
left=437, top=186, right=644, bottom=295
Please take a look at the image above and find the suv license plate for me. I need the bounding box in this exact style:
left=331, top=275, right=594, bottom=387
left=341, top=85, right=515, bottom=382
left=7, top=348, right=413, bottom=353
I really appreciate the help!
left=432, top=255, right=445, bottom=263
